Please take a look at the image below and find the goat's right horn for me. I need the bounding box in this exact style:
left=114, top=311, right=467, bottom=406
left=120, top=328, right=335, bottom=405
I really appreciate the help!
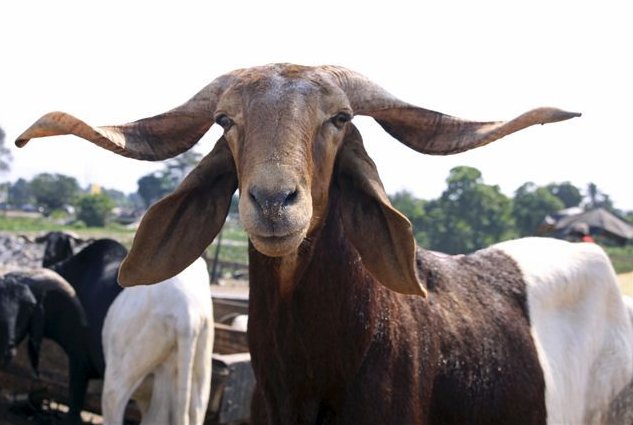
left=15, top=75, right=233, bottom=161
left=325, top=65, right=580, bottom=155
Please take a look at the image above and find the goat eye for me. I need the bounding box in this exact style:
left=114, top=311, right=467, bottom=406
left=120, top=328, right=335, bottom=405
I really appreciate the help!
left=215, top=114, right=234, bottom=130
left=330, top=112, right=352, bottom=129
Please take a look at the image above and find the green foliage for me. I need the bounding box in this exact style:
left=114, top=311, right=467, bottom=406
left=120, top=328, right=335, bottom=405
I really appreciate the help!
left=0, top=214, right=136, bottom=246
left=390, top=190, right=430, bottom=247
left=30, top=173, right=80, bottom=214
left=0, top=126, right=11, bottom=174
left=604, top=245, right=633, bottom=274
left=546, top=182, right=582, bottom=208
left=8, top=178, right=33, bottom=207
left=424, top=166, right=516, bottom=254
left=586, top=182, right=615, bottom=212
left=76, top=193, right=115, bottom=227
left=136, top=151, right=205, bottom=208
left=163, top=151, right=203, bottom=186
left=513, top=182, right=564, bottom=236
left=0, top=214, right=67, bottom=232
left=137, top=173, right=173, bottom=208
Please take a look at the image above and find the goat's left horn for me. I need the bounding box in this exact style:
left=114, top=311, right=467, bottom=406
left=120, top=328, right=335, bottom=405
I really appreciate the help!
left=15, top=76, right=232, bottom=161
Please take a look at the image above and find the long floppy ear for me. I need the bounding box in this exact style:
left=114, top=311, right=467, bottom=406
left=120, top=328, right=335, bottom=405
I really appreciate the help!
left=336, top=126, right=426, bottom=297
left=15, top=75, right=232, bottom=160
left=323, top=66, right=580, bottom=155
left=118, top=138, right=237, bottom=286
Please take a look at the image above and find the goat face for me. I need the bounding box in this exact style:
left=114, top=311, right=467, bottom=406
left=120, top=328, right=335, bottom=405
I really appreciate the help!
left=0, top=278, right=36, bottom=367
left=36, top=231, right=76, bottom=267
left=217, top=68, right=353, bottom=257
left=15, top=63, right=579, bottom=292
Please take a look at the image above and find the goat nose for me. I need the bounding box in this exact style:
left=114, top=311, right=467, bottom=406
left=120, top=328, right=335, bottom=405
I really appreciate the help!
left=249, top=185, right=299, bottom=216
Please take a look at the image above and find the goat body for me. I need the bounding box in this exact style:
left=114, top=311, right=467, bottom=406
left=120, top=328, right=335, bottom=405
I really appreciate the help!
left=0, top=267, right=89, bottom=420
left=36, top=231, right=86, bottom=268
left=101, top=257, right=214, bottom=425
left=248, top=195, right=532, bottom=424
left=0, top=275, right=38, bottom=367
left=49, top=238, right=126, bottom=418
left=250, top=202, right=632, bottom=424
left=16, top=63, right=630, bottom=424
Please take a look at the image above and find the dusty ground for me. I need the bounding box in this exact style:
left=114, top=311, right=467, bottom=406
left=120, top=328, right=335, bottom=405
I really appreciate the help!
left=0, top=396, right=102, bottom=425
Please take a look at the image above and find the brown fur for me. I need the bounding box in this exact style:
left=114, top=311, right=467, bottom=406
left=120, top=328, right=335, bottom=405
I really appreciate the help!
left=247, top=174, right=546, bottom=425
left=14, top=64, right=579, bottom=424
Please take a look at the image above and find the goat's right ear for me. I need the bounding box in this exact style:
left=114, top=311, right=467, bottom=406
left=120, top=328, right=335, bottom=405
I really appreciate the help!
left=335, top=126, right=427, bottom=297
left=119, top=138, right=237, bottom=286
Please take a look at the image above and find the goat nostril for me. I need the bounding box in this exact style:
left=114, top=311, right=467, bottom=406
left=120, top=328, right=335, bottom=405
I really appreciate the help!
left=248, top=186, right=300, bottom=212
left=283, top=189, right=298, bottom=207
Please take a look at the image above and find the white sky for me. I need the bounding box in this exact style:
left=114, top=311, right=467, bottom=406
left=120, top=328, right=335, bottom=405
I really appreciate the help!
left=1, top=1, right=631, bottom=210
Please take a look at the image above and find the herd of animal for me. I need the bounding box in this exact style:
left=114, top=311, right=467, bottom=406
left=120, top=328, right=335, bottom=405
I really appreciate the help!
left=1, top=63, right=632, bottom=424
left=0, top=232, right=214, bottom=424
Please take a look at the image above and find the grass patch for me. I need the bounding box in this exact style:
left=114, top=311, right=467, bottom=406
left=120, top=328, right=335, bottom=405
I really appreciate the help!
left=4, top=213, right=630, bottom=282
left=0, top=214, right=136, bottom=244
left=0, top=213, right=249, bottom=272
left=605, top=245, right=633, bottom=275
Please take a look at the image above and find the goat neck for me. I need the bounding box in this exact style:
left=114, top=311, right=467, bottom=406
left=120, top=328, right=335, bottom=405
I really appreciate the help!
left=247, top=185, right=428, bottom=423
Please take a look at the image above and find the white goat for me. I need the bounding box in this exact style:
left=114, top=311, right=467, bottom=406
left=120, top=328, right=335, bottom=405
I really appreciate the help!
left=606, top=295, right=633, bottom=424
left=493, top=238, right=633, bottom=424
left=101, top=257, right=213, bottom=425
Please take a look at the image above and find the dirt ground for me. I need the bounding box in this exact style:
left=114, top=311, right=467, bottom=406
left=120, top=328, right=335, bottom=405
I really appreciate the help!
left=0, top=391, right=103, bottom=425
left=0, top=394, right=104, bottom=425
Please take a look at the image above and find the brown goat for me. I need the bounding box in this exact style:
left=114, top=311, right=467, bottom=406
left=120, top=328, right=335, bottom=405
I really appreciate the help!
left=18, top=64, right=630, bottom=424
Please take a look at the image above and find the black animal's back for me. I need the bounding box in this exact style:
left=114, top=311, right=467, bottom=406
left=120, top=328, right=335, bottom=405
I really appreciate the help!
left=52, top=239, right=127, bottom=376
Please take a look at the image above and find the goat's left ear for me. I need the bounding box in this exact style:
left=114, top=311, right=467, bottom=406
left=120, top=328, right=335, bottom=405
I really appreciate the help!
left=119, top=138, right=238, bottom=286
left=336, top=126, right=427, bottom=297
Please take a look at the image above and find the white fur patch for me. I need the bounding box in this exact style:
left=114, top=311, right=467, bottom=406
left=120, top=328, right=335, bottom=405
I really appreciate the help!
left=494, top=237, right=633, bottom=424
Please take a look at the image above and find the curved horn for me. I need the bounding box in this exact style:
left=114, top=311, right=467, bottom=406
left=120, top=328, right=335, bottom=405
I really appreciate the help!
left=15, top=75, right=233, bottom=160
left=323, top=66, right=580, bottom=155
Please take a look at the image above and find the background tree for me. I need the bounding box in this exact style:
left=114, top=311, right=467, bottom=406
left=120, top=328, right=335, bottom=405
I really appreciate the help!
left=389, top=190, right=429, bottom=245
left=0, top=126, right=11, bottom=174
left=0, top=127, right=10, bottom=210
left=76, top=193, right=115, bottom=227
left=136, top=151, right=203, bottom=208
left=163, top=151, right=203, bottom=187
left=546, top=182, right=582, bottom=209
left=424, top=166, right=515, bottom=254
left=586, top=182, right=615, bottom=212
left=101, top=187, right=145, bottom=212
left=30, top=173, right=80, bottom=214
left=8, top=178, right=33, bottom=207
left=137, top=173, right=173, bottom=208
left=513, top=182, right=564, bottom=236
